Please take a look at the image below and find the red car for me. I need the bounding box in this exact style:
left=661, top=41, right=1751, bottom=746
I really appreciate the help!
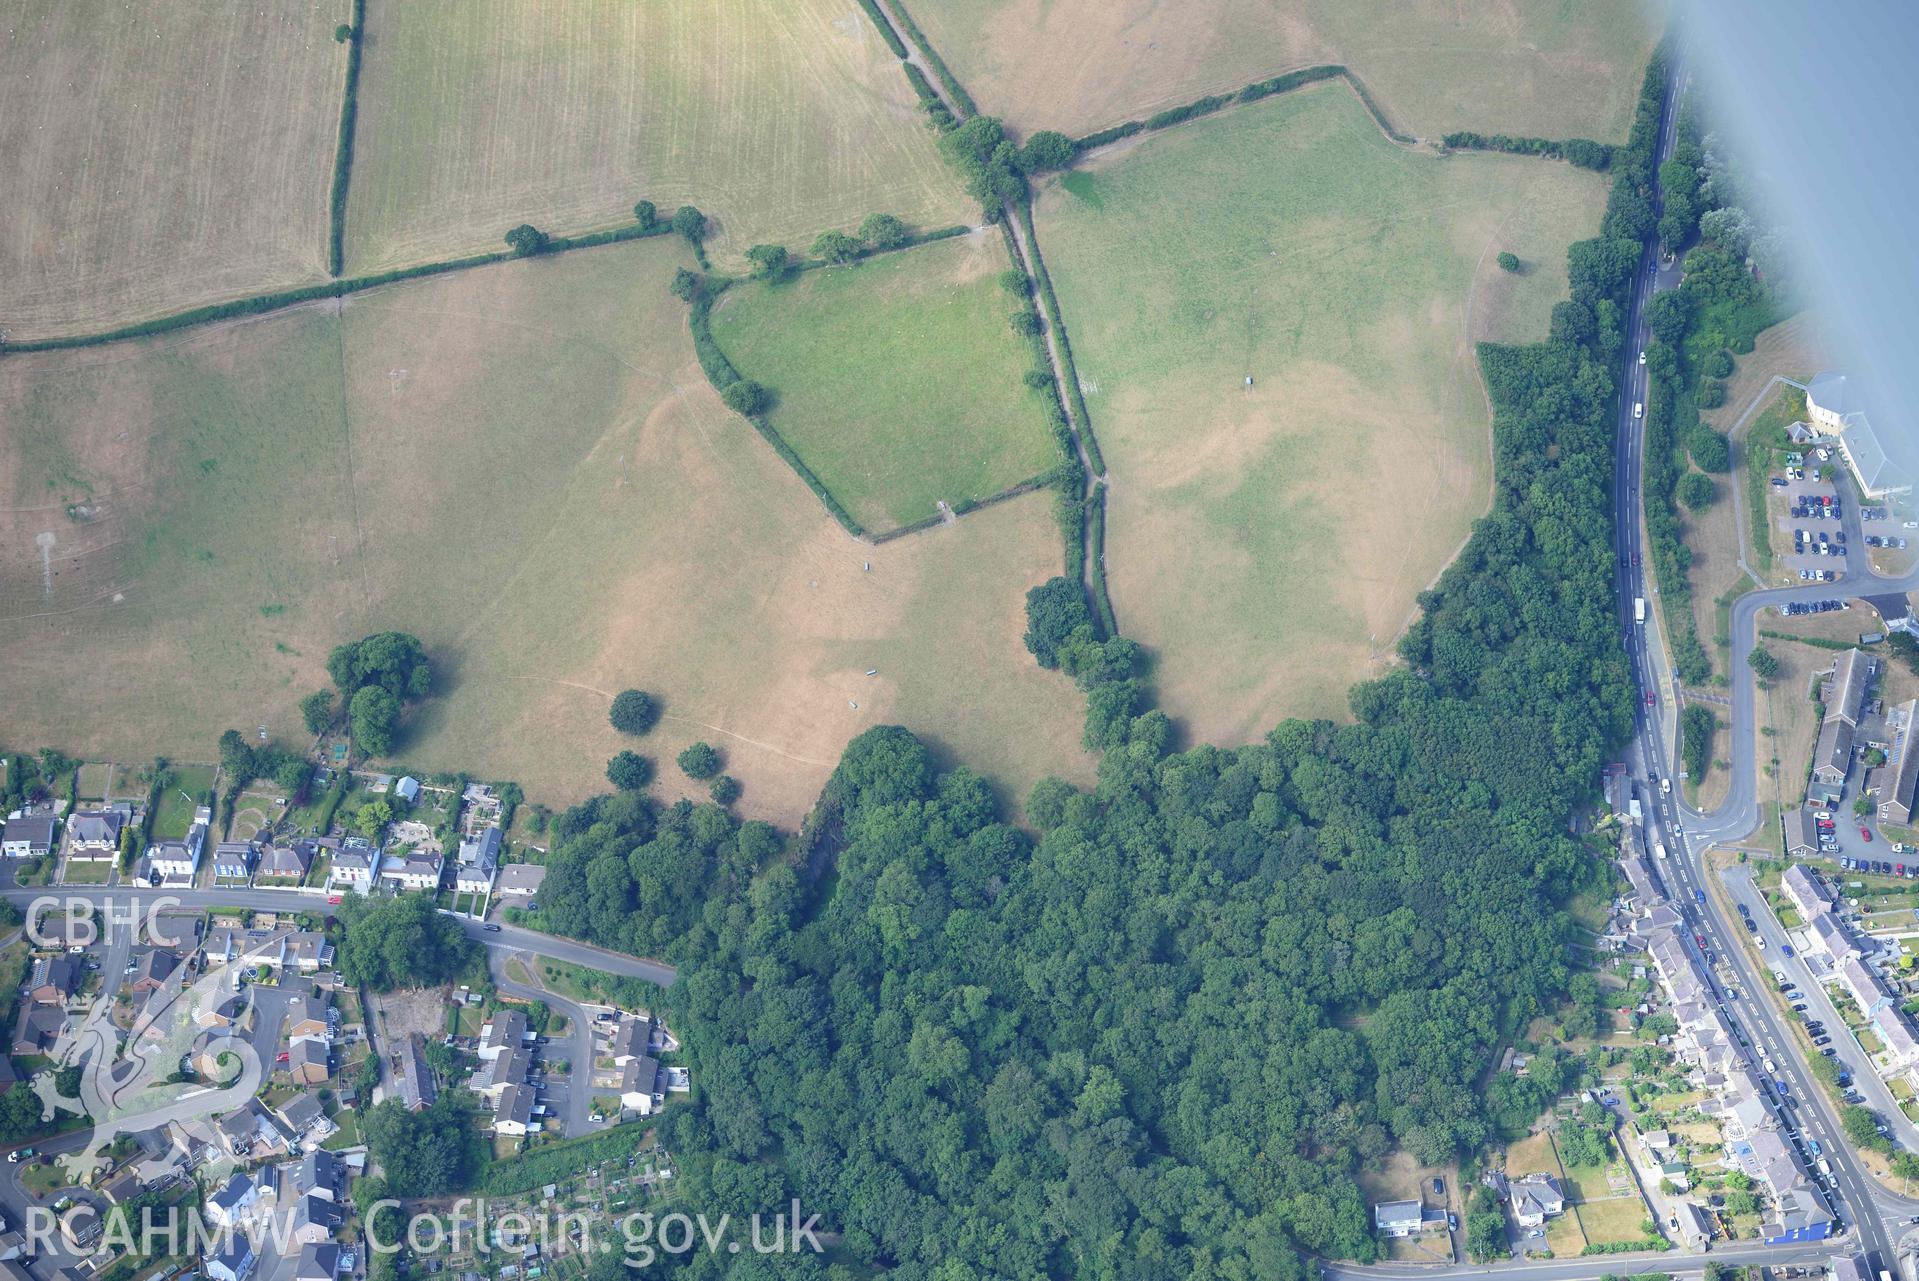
left=1861, top=827, right=1874, bottom=842
left=276, top=1052, right=289, bottom=1065
left=1632, top=552, right=1640, bottom=566
left=1644, top=692, right=1656, bottom=707
left=327, top=895, right=343, bottom=905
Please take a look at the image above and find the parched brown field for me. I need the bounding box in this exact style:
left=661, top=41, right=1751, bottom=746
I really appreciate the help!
left=0, top=0, right=345, bottom=340
left=909, top=0, right=1661, bottom=142
left=345, top=0, right=971, bottom=275
left=1034, top=85, right=1607, bottom=744
left=0, top=240, right=1092, bottom=823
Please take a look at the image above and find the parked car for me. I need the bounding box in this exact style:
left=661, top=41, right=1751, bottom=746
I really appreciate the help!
left=1863, top=827, right=1875, bottom=841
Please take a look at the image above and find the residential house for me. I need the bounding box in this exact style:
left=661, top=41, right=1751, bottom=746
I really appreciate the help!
left=1507, top=1174, right=1564, bottom=1228
left=256, top=843, right=314, bottom=883
left=1832, top=1254, right=1874, bottom=1281
left=66, top=808, right=126, bottom=858
left=1785, top=807, right=1821, bottom=860
left=149, top=808, right=210, bottom=880
left=618, top=1055, right=661, bottom=1115
left=1373, top=1200, right=1424, bottom=1238
left=128, top=948, right=178, bottom=994
left=1803, top=371, right=1909, bottom=500
left=1783, top=863, right=1835, bottom=922
left=494, top=1083, right=536, bottom=1137
left=285, top=994, right=330, bottom=1041
left=285, top=1193, right=343, bottom=1246
left=289, top=1038, right=332, bottom=1086
left=206, top=1233, right=258, bottom=1281
left=397, top=1032, right=436, bottom=1111
left=218, top=1101, right=287, bottom=1158
left=27, top=955, right=81, bottom=1004
left=207, top=1172, right=259, bottom=1230
left=325, top=846, right=377, bottom=894
left=1883, top=701, right=1919, bottom=826
left=1807, top=912, right=1857, bottom=964
left=284, top=1149, right=343, bottom=1202
left=281, top=930, right=334, bottom=972
left=379, top=851, right=443, bottom=892
left=470, top=1047, right=530, bottom=1103
left=1, top=813, right=55, bottom=858
left=295, top=1243, right=342, bottom=1281
left=1839, top=955, right=1890, bottom=1018
left=479, top=1009, right=530, bottom=1060
left=496, top=863, right=546, bottom=901
left=213, top=841, right=257, bottom=882
left=1810, top=650, right=1873, bottom=802
left=455, top=827, right=502, bottom=895
left=277, top=1096, right=326, bottom=1145
left=395, top=776, right=421, bottom=804
left=11, top=1004, right=65, bottom=1055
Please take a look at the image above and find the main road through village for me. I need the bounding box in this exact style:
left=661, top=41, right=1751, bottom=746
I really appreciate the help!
left=1339, top=39, right=1919, bottom=1281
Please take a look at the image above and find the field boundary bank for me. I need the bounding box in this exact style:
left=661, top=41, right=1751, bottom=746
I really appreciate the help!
left=326, top=0, right=369, bottom=277
left=862, top=0, right=1118, bottom=633
left=1, top=221, right=677, bottom=355
left=1065, top=65, right=1416, bottom=161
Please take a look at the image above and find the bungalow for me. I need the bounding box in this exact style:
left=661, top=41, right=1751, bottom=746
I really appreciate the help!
left=379, top=852, right=443, bottom=892
left=1784, top=808, right=1820, bottom=860
left=207, top=1172, right=259, bottom=1230
left=1373, top=1200, right=1425, bottom=1239
left=494, top=1083, right=536, bottom=1137
left=455, top=827, right=502, bottom=896
left=1508, top=1174, right=1565, bottom=1228
left=256, top=843, right=312, bottom=882
left=66, top=808, right=126, bottom=858
left=206, top=1234, right=258, bottom=1281
left=1, top=813, right=55, bottom=859
left=27, top=956, right=81, bottom=1004
left=495, top=862, right=546, bottom=901
left=325, top=846, right=377, bottom=894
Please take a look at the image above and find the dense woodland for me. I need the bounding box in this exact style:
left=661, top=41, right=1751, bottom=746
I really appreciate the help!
left=495, top=46, right=1677, bottom=1281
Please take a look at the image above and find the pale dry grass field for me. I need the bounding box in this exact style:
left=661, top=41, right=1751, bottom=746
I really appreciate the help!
left=0, top=0, right=345, bottom=339
left=0, top=238, right=1092, bottom=823
left=909, top=0, right=1660, bottom=142
left=345, top=0, right=971, bottom=275
left=1034, top=85, right=1607, bottom=744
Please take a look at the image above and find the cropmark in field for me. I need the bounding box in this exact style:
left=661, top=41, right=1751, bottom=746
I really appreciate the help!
left=345, top=0, right=970, bottom=276
left=907, top=0, right=1658, bottom=143
left=0, top=0, right=346, bottom=340
left=0, top=238, right=1092, bottom=822
left=1034, top=82, right=1608, bottom=744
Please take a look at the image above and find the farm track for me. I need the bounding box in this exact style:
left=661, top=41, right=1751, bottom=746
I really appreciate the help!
left=869, top=0, right=1112, bottom=618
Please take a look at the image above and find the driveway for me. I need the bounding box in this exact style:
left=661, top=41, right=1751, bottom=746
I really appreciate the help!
left=489, top=949, right=598, bottom=1139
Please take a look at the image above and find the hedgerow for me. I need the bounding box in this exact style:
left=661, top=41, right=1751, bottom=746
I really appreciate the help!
left=323, top=0, right=369, bottom=277
left=1443, top=131, right=1613, bottom=169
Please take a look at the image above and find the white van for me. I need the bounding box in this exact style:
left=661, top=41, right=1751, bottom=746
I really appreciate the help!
left=1634, top=402, right=1644, bottom=419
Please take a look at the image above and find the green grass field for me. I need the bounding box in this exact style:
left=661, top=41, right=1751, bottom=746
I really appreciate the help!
left=0, top=0, right=345, bottom=340
left=1033, top=84, right=1607, bottom=744
left=707, top=233, right=1061, bottom=530
left=0, top=237, right=1091, bottom=823
left=345, top=0, right=969, bottom=275
left=908, top=0, right=1657, bottom=143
